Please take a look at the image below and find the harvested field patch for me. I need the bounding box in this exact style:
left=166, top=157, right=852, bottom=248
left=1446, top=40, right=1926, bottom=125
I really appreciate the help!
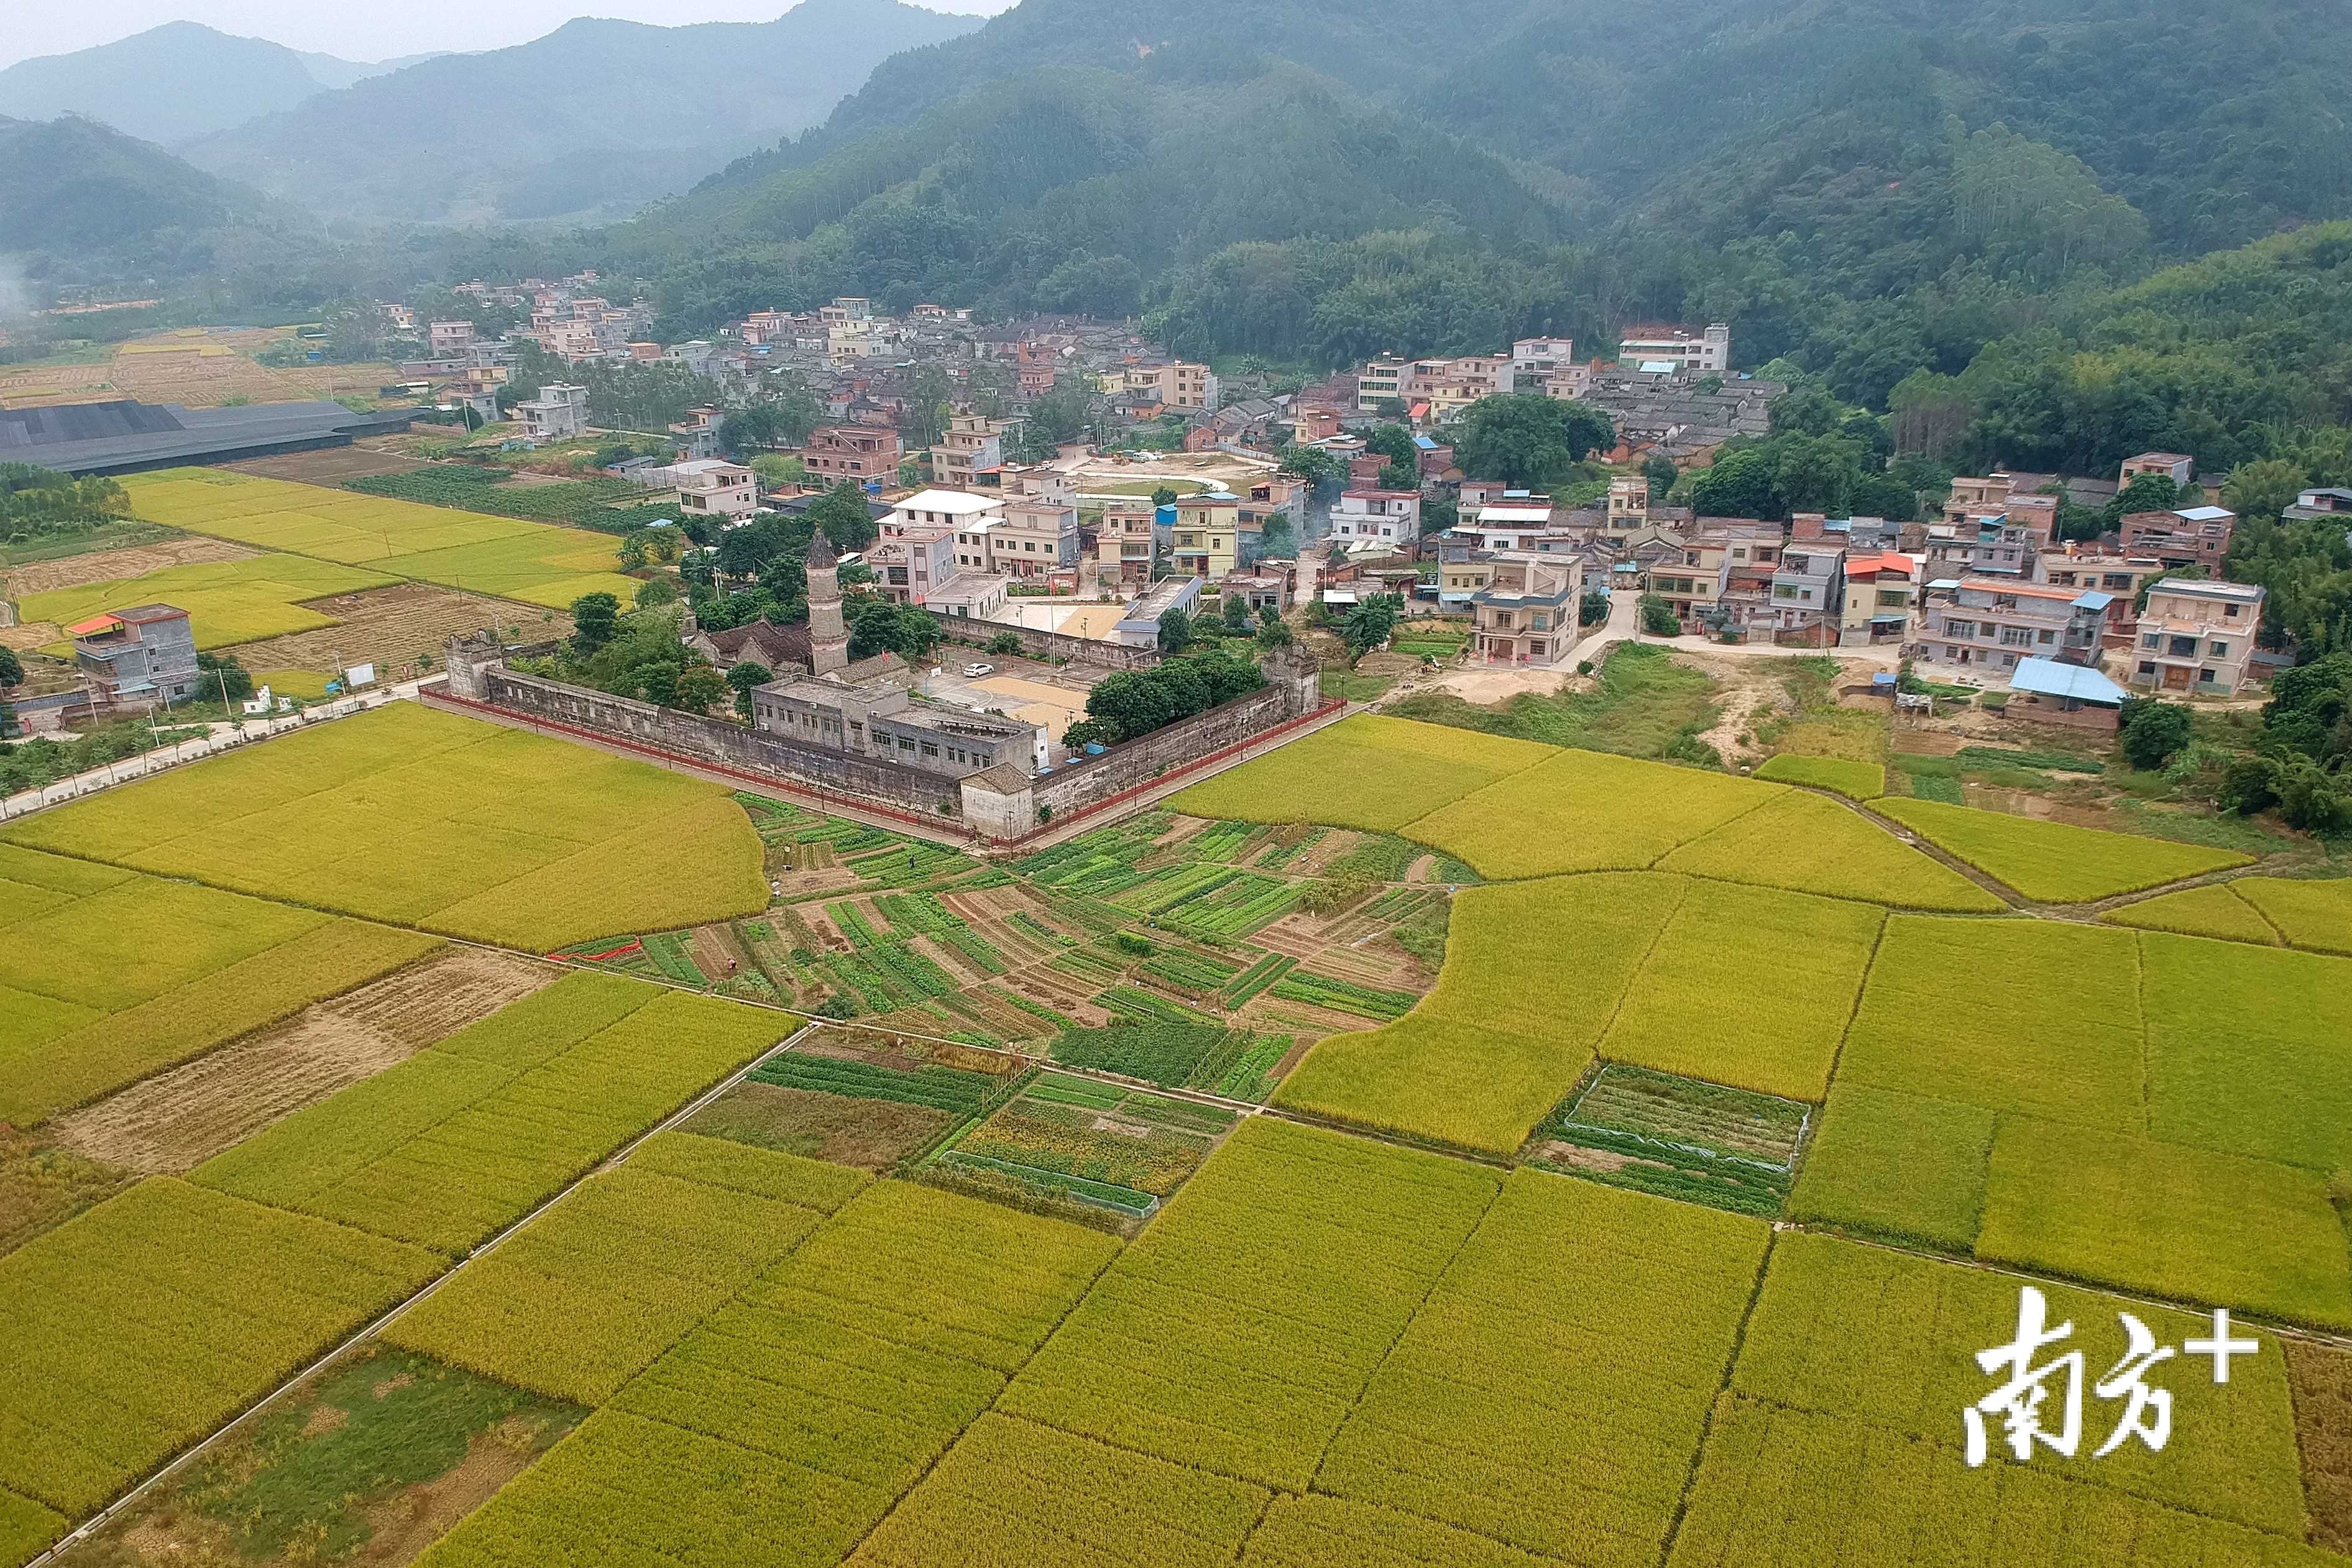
left=224, top=580, right=567, bottom=684
left=0, top=1129, right=132, bottom=1259
left=1000, top=1117, right=1500, bottom=1491
left=1658, top=790, right=2003, bottom=912
left=1403, top=750, right=1773, bottom=879
left=194, top=974, right=788, bottom=1254
left=2287, top=1341, right=2352, bottom=1555
left=680, top=1080, right=955, bottom=1171
left=0, top=535, right=253, bottom=598
left=2, top=702, right=767, bottom=950
left=0, top=845, right=441, bottom=1127
left=1875, top=795, right=2254, bottom=902
left=50, top=947, right=552, bottom=1174
left=1529, top=1066, right=1808, bottom=1216
left=385, top=1132, right=866, bottom=1405
left=1167, top=713, right=1551, bottom=832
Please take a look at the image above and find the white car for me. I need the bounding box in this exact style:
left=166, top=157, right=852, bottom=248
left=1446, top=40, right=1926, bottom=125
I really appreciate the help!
left=962, top=663, right=995, bottom=678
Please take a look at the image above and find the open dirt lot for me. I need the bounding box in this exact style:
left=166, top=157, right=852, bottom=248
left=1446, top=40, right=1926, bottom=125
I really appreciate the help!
left=0, top=536, right=257, bottom=598
left=227, top=446, right=434, bottom=483
left=51, top=948, right=554, bottom=1173
left=231, top=581, right=572, bottom=680
left=0, top=328, right=402, bottom=410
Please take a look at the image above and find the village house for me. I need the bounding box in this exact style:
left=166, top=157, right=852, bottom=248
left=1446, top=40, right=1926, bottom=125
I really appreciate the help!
left=873, top=490, right=1003, bottom=603
left=1617, top=323, right=1730, bottom=374
left=1095, top=500, right=1159, bottom=588
left=1766, top=543, right=1845, bottom=645
left=1511, top=338, right=1578, bottom=392
left=2006, top=657, right=2131, bottom=734
left=1641, top=520, right=1781, bottom=631
left=670, top=459, right=759, bottom=521
left=2286, top=487, right=2352, bottom=521
left=1922, top=577, right=2105, bottom=674
left=1171, top=495, right=1242, bottom=578
left=2037, top=552, right=2169, bottom=644
left=801, top=425, right=902, bottom=487
left=70, top=603, right=198, bottom=712
left=930, top=412, right=1009, bottom=490
left=2120, top=452, right=2198, bottom=490
left=1606, top=476, right=1650, bottom=538
left=2120, top=506, right=2237, bottom=572
left=668, top=406, right=722, bottom=461
left=2130, top=579, right=2266, bottom=695
left=428, top=319, right=475, bottom=357
left=1836, top=552, right=1916, bottom=647
left=1331, top=490, right=1422, bottom=548
left=1472, top=554, right=1583, bottom=666
left=512, top=382, right=589, bottom=441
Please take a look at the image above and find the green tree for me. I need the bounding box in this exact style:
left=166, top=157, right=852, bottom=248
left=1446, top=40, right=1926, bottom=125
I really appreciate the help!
left=1157, top=606, right=1194, bottom=654
left=569, top=592, right=621, bottom=655
left=725, top=660, right=771, bottom=718
left=1689, top=449, right=1781, bottom=519
left=2222, top=459, right=2307, bottom=526
left=2118, top=699, right=2194, bottom=770
left=1343, top=593, right=1403, bottom=658
left=1579, top=590, right=1612, bottom=627
left=1276, top=443, right=1339, bottom=488
left=1255, top=612, right=1294, bottom=648
left=1638, top=594, right=1682, bottom=636
left=193, top=651, right=254, bottom=704
left=1, top=644, right=23, bottom=738
left=1641, top=453, right=1679, bottom=496
left=1452, top=395, right=1615, bottom=489
left=1221, top=594, right=1251, bottom=631
left=807, top=482, right=879, bottom=551
left=1151, top=486, right=1179, bottom=508
left=673, top=665, right=729, bottom=714
left=2103, top=474, right=2189, bottom=531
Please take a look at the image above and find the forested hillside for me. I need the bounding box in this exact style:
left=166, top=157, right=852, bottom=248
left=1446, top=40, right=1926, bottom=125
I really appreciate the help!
left=180, top=0, right=982, bottom=225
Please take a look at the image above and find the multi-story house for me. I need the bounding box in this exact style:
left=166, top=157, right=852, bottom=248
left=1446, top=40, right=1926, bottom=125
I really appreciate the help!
left=874, top=490, right=1002, bottom=603
left=1096, top=501, right=1159, bottom=587
left=668, top=406, right=722, bottom=461
left=1171, top=496, right=1241, bottom=578
left=2130, top=579, right=2265, bottom=695
left=1606, top=477, right=1650, bottom=538
left=2287, top=487, right=2352, bottom=521
left=671, top=459, right=759, bottom=521
left=2120, top=452, right=2197, bottom=490
left=1239, top=475, right=1302, bottom=532
left=929, top=413, right=1008, bottom=489
left=513, top=382, right=589, bottom=441
left=801, top=425, right=901, bottom=487
left=428, top=320, right=475, bottom=357
left=1641, top=521, right=1781, bottom=631
left=1472, top=554, right=1583, bottom=666
left=2120, top=507, right=2236, bottom=572
left=981, top=497, right=1080, bottom=579
left=1106, top=360, right=1218, bottom=413
left=1617, top=323, right=1730, bottom=373
left=1768, top=544, right=1845, bottom=644
left=70, top=603, right=199, bottom=712
left=1511, top=338, right=1577, bottom=390
left=1922, top=505, right=2051, bottom=580
left=1418, top=354, right=1515, bottom=423
left=1436, top=546, right=1494, bottom=611
left=1837, top=552, right=1915, bottom=647
left=1356, top=355, right=1409, bottom=413
left=1331, top=490, right=1422, bottom=548
left=1922, top=578, right=2105, bottom=673
left=2037, top=552, right=2169, bottom=644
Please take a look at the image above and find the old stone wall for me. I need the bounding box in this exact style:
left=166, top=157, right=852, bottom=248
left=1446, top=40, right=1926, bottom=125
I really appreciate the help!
left=467, top=664, right=964, bottom=816
left=919, top=610, right=1162, bottom=670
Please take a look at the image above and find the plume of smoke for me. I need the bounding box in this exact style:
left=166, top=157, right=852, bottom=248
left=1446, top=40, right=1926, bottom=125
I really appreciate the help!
left=0, top=255, right=34, bottom=323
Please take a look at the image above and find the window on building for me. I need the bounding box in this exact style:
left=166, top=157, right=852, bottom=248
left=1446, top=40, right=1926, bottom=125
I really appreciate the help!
left=2210, top=641, right=2230, bottom=657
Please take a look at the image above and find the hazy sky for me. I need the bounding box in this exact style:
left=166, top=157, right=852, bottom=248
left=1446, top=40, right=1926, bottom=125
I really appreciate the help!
left=0, top=0, right=1019, bottom=70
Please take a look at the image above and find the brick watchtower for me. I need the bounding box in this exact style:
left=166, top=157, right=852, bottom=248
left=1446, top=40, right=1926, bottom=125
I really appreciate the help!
left=806, top=528, right=850, bottom=677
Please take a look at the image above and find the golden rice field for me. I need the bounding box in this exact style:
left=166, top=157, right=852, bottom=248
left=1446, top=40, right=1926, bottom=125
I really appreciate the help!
left=16, top=552, right=397, bottom=654
left=4, top=705, right=2348, bottom=1568
left=121, top=468, right=636, bottom=613
left=0, top=701, right=768, bottom=950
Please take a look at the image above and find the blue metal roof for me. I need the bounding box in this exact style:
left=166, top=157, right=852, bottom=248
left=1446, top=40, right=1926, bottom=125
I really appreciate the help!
left=2072, top=590, right=2116, bottom=612
left=2010, top=657, right=2126, bottom=705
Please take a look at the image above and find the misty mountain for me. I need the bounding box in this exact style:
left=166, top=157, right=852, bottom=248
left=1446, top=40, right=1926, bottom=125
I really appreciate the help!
left=0, top=114, right=320, bottom=295
left=180, top=0, right=985, bottom=227
left=0, top=22, right=411, bottom=147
